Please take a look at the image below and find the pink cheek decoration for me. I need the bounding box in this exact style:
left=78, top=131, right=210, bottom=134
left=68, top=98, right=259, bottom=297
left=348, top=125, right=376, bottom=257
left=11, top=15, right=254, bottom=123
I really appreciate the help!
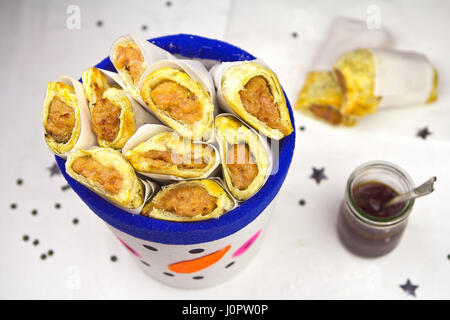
left=116, top=236, right=141, bottom=259
left=232, top=229, right=262, bottom=258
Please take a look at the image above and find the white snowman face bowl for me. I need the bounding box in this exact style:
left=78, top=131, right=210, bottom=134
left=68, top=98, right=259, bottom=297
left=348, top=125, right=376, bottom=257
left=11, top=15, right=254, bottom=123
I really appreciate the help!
left=56, top=34, right=296, bottom=289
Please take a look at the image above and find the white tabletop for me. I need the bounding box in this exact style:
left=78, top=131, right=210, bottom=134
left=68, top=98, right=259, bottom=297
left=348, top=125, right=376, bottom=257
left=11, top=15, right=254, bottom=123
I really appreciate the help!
left=0, top=0, right=449, bottom=299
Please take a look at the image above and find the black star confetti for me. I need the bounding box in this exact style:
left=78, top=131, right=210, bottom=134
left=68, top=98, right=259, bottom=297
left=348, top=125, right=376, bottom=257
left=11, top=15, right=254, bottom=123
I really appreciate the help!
left=47, top=163, right=60, bottom=177
left=417, top=127, right=432, bottom=140
left=310, top=167, right=327, bottom=184
left=400, top=279, right=419, bottom=297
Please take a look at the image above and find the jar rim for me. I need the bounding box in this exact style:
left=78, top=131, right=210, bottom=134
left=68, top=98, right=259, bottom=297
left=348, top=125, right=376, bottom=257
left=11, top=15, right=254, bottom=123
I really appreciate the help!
left=346, top=160, right=415, bottom=227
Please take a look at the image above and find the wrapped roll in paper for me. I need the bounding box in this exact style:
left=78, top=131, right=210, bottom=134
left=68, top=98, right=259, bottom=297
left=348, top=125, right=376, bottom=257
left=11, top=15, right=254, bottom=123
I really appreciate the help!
left=140, top=59, right=216, bottom=141
left=215, top=114, right=271, bottom=201
left=43, top=76, right=96, bottom=158
left=211, top=60, right=293, bottom=140
left=66, top=147, right=153, bottom=213
left=334, top=48, right=439, bottom=117
left=295, top=71, right=356, bottom=126
left=110, top=34, right=173, bottom=98
left=81, top=67, right=157, bottom=150
left=122, top=124, right=219, bottom=182
left=142, top=179, right=235, bottom=221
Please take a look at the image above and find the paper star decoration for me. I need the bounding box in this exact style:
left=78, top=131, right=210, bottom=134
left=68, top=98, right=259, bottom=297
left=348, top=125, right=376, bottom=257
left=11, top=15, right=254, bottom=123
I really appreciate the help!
left=47, top=163, right=61, bottom=177
left=310, top=167, right=327, bottom=184
left=417, top=127, right=432, bottom=140
left=400, top=279, right=419, bottom=297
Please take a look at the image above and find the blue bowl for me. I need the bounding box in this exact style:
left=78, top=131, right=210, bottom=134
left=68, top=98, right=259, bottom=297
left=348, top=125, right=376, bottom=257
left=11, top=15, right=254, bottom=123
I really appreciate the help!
left=56, top=34, right=296, bottom=245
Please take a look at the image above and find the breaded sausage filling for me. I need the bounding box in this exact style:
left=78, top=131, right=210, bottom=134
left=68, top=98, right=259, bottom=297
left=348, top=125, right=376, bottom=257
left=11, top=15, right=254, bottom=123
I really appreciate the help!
left=45, top=96, right=76, bottom=143
left=309, top=104, right=343, bottom=126
left=239, top=76, right=288, bottom=135
left=91, top=99, right=121, bottom=142
left=154, top=185, right=217, bottom=217
left=150, top=81, right=203, bottom=124
left=71, top=156, right=123, bottom=195
left=226, top=144, right=258, bottom=190
left=115, top=44, right=144, bottom=84
left=141, top=149, right=210, bottom=170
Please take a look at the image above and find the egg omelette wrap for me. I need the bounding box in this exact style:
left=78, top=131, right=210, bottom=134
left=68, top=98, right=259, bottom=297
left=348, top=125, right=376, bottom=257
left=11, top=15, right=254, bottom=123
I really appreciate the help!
left=334, top=48, right=438, bottom=117
left=43, top=77, right=96, bottom=157
left=110, top=34, right=173, bottom=98
left=295, top=71, right=356, bottom=126
left=66, top=147, right=145, bottom=210
left=142, top=179, right=235, bottom=222
left=140, top=63, right=215, bottom=141
left=124, top=129, right=218, bottom=179
left=215, top=115, right=271, bottom=201
left=212, top=60, right=293, bottom=140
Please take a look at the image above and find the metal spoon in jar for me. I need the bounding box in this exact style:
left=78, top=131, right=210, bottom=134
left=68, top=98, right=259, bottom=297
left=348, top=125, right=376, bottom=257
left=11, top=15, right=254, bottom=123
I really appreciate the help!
left=383, top=176, right=437, bottom=208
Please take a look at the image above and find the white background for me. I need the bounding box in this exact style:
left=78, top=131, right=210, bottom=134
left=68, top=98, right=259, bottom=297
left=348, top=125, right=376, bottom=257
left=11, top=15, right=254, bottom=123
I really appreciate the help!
left=0, top=0, right=449, bottom=299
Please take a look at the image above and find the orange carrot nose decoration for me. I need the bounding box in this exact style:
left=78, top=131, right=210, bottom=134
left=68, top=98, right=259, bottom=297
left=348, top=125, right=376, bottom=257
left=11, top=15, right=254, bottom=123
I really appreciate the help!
left=168, top=245, right=231, bottom=274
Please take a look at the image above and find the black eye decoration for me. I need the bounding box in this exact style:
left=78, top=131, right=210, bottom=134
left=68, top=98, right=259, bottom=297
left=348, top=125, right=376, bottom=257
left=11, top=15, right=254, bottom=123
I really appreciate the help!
left=189, top=248, right=205, bottom=254
left=143, top=244, right=158, bottom=252
left=141, top=260, right=150, bottom=267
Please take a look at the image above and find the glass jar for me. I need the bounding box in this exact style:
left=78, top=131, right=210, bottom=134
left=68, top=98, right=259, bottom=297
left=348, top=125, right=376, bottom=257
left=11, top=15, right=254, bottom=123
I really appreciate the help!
left=337, top=161, right=415, bottom=258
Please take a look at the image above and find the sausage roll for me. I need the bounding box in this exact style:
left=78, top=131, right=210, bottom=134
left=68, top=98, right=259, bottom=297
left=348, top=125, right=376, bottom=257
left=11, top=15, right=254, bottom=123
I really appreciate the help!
left=142, top=179, right=234, bottom=221
left=215, top=115, right=270, bottom=201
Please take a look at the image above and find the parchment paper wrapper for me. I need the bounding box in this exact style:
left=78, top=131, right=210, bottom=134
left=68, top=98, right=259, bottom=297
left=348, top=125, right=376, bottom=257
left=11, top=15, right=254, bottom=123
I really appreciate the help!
left=370, top=48, right=435, bottom=108
left=214, top=113, right=273, bottom=201
left=122, top=178, right=158, bottom=215
left=310, top=17, right=394, bottom=70
left=207, top=176, right=239, bottom=209
left=110, top=34, right=175, bottom=98
left=43, top=75, right=97, bottom=158
left=139, top=58, right=218, bottom=143
left=122, top=124, right=220, bottom=184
